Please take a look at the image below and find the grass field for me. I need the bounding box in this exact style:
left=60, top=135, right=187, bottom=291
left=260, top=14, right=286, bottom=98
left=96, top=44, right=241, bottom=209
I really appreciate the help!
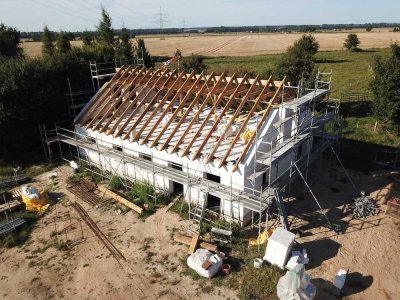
left=204, top=48, right=392, bottom=98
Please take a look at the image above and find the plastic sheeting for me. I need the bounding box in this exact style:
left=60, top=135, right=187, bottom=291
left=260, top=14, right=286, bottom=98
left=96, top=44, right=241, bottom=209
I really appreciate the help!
left=277, top=264, right=316, bottom=300
left=187, top=249, right=222, bottom=278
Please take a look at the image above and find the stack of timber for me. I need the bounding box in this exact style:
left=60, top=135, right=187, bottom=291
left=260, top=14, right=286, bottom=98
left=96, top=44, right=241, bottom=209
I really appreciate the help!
left=173, top=233, right=218, bottom=252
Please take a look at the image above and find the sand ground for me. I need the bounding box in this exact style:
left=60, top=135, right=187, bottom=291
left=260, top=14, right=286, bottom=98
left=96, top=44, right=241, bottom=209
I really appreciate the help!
left=0, top=159, right=399, bottom=299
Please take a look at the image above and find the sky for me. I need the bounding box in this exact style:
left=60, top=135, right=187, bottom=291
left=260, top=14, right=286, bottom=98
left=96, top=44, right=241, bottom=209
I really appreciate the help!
left=1, top=0, right=399, bottom=32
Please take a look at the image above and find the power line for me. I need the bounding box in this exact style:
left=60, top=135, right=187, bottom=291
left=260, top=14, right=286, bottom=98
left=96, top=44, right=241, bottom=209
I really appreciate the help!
left=31, top=0, right=98, bottom=26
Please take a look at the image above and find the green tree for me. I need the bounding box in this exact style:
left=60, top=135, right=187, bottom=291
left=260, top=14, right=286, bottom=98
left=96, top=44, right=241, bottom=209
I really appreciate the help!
left=366, top=26, right=373, bottom=32
left=274, top=34, right=319, bottom=84
left=56, top=31, right=71, bottom=53
left=0, top=23, right=23, bottom=57
left=370, top=44, right=400, bottom=133
left=82, top=31, right=93, bottom=47
left=182, top=54, right=207, bottom=73
left=41, top=25, right=54, bottom=56
left=96, top=8, right=114, bottom=47
left=116, top=27, right=133, bottom=60
left=344, top=33, right=360, bottom=51
left=136, top=39, right=153, bottom=68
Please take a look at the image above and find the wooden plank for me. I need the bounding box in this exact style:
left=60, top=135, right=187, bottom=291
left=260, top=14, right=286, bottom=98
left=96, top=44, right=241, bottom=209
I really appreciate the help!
left=98, top=185, right=143, bottom=214
left=173, top=234, right=218, bottom=252
left=0, top=200, right=21, bottom=213
left=231, top=77, right=286, bottom=172
left=188, top=233, right=200, bottom=254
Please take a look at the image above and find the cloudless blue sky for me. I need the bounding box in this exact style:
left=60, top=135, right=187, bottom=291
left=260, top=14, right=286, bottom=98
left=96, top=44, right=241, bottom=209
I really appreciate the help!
left=1, top=0, right=399, bottom=32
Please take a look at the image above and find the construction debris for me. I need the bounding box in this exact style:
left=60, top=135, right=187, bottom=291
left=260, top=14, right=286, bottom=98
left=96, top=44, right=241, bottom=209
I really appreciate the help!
left=98, top=185, right=143, bottom=214
left=188, top=233, right=200, bottom=254
left=173, top=233, right=218, bottom=252
left=352, top=192, right=379, bottom=219
left=71, top=202, right=126, bottom=265
left=67, top=180, right=101, bottom=207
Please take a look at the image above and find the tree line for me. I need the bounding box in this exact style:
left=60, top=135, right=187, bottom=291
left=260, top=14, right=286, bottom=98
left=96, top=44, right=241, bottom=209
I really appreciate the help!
left=0, top=8, right=154, bottom=162
left=18, top=22, right=400, bottom=39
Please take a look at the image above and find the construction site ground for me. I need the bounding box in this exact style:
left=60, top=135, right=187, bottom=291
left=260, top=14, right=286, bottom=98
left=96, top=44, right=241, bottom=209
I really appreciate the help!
left=0, top=159, right=399, bottom=300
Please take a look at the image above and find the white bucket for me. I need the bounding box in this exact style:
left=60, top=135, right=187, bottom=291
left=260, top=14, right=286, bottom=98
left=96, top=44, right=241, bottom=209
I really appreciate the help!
left=254, top=258, right=263, bottom=269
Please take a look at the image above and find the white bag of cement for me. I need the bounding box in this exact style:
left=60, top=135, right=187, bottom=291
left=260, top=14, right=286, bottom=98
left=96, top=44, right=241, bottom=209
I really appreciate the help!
left=264, top=227, right=295, bottom=269
left=187, top=248, right=222, bottom=278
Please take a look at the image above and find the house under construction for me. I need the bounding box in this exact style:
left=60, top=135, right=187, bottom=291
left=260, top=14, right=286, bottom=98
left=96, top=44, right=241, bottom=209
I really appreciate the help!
left=40, top=66, right=340, bottom=234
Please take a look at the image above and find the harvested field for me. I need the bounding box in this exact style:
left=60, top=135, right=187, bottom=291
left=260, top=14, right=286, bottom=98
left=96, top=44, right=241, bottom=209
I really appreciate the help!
left=22, top=31, right=400, bottom=58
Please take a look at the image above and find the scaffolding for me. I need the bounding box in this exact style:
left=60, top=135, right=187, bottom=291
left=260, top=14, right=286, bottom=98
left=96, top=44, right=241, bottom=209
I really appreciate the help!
left=40, top=70, right=345, bottom=240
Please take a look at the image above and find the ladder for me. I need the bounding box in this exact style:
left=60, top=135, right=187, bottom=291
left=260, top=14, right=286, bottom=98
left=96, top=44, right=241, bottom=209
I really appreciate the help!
left=188, top=192, right=206, bottom=234
left=274, top=188, right=290, bottom=230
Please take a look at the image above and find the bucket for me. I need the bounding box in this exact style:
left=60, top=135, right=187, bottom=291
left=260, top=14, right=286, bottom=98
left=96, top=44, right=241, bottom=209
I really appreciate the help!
left=222, top=264, right=231, bottom=275
left=254, top=258, right=263, bottom=269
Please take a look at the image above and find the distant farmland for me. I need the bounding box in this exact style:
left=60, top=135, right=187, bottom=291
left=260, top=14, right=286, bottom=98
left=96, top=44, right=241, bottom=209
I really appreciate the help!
left=22, top=29, right=400, bottom=57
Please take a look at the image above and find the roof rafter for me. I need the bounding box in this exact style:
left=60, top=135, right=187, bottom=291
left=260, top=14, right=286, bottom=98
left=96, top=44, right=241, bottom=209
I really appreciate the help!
left=106, top=69, right=166, bottom=137
left=79, top=66, right=127, bottom=125
left=159, top=72, right=218, bottom=152
left=99, top=68, right=156, bottom=133
left=88, top=66, right=143, bottom=130
left=132, top=71, right=193, bottom=143
left=231, top=77, right=286, bottom=172
left=179, top=73, right=240, bottom=158
left=204, top=75, right=263, bottom=164
left=190, top=73, right=251, bottom=161
left=122, top=70, right=180, bottom=140
left=170, top=72, right=229, bottom=155
left=139, top=71, right=197, bottom=146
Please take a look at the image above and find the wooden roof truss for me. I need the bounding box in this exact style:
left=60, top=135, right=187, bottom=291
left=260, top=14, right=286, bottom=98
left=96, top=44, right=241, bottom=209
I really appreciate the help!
left=76, top=68, right=293, bottom=172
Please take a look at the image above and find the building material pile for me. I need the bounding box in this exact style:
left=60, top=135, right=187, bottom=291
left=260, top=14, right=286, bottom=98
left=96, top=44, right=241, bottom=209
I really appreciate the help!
left=67, top=179, right=101, bottom=207
left=353, top=193, right=379, bottom=219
